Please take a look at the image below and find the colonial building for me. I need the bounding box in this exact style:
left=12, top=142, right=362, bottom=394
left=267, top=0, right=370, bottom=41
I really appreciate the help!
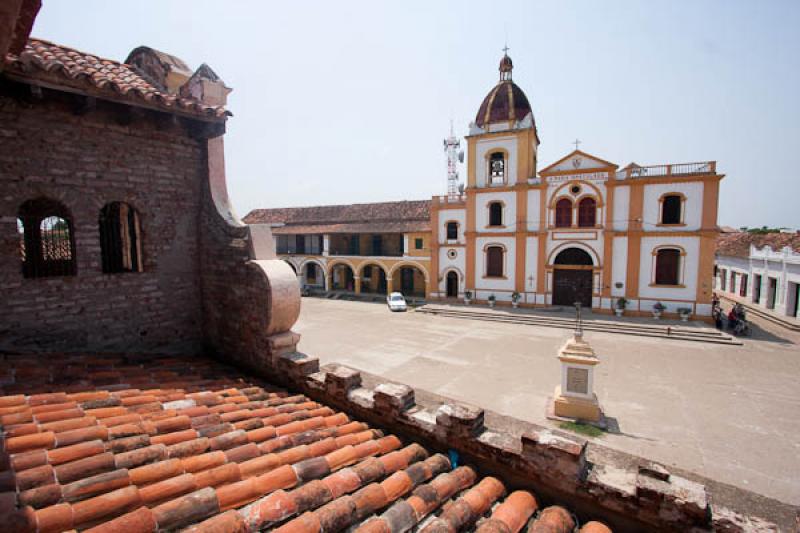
left=249, top=52, right=722, bottom=318
left=715, top=231, right=800, bottom=321
left=243, top=201, right=432, bottom=298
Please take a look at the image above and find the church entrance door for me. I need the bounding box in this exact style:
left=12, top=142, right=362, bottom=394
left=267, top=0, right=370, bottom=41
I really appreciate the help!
left=553, top=269, right=592, bottom=307
left=551, top=247, right=594, bottom=307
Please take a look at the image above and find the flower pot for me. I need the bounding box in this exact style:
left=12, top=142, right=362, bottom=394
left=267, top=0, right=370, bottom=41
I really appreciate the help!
left=680, top=313, right=690, bottom=322
left=652, top=310, right=662, bottom=319
left=614, top=308, right=624, bottom=317
left=488, top=301, right=496, bottom=308
left=464, top=298, right=471, bottom=306
left=512, top=301, right=519, bottom=309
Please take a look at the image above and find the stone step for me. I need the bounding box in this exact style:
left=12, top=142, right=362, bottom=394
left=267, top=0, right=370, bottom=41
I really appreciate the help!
left=416, top=307, right=741, bottom=345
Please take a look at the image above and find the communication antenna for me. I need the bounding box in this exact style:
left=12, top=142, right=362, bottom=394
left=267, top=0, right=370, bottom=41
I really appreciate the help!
left=443, top=120, right=463, bottom=197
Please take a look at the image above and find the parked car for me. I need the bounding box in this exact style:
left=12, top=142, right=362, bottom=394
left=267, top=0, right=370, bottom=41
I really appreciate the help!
left=387, top=292, right=408, bottom=312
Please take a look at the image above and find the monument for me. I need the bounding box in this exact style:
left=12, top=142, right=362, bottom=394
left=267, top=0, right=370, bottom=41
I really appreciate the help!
left=552, top=304, right=604, bottom=422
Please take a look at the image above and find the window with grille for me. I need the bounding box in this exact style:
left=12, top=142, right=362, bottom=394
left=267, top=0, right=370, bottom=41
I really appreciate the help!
left=488, top=203, right=503, bottom=227
left=415, top=238, right=423, bottom=250
left=555, top=198, right=572, bottom=228
left=18, top=198, right=77, bottom=278
left=99, top=202, right=143, bottom=274
left=486, top=246, right=504, bottom=277
left=489, top=152, right=505, bottom=184
left=446, top=222, right=458, bottom=240
left=661, top=195, right=682, bottom=224
left=654, top=248, right=680, bottom=285
left=577, top=197, right=596, bottom=227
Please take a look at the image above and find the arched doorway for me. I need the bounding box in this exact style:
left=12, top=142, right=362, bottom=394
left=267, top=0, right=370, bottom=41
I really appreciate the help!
left=303, top=261, right=324, bottom=289
left=394, top=265, right=426, bottom=298
left=446, top=271, right=459, bottom=298
left=331, top=263, right=355, bottom=291
left=360, top=263, right=388, bottom=294
left=552, top=247, right=593, bottom=307
left=284, top=259, right=298, bottom=275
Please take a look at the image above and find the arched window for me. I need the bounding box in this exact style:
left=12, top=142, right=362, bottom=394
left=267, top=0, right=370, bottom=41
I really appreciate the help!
left=446, top=222, right=458, bottom=240
left=555, top=198, right=572, bottom=228
left=661, top=194, right=682, bottom=225
left=99, top=202, right=143, bottom=274
left=486, top=246, right=504, bottom=277
left=488, top=202, right=503, bottom=227
left=578, top=197, right=596, bottom=227
left=489, top=152, right=505, bottom=184
left=18, top=198, right=76, bottom=278
left=655, top=248, right=681, bottom=285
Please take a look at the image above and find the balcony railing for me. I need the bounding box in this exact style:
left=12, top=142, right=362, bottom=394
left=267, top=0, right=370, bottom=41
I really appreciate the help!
left=617, top=161, right=716, bottom=180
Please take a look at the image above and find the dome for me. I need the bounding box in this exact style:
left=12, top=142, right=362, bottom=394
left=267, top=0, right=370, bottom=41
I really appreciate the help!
left=475, top=79, right=532, bottom=128
left=474, top=53, right=533, bottom=128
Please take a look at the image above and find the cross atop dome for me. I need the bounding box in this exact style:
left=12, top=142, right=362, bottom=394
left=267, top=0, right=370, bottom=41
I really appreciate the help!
left=499, top=45, right=513, bottom=81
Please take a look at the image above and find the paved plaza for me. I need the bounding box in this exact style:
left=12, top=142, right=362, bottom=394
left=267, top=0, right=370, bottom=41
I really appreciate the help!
left=294, top=297, right=800, bottom=506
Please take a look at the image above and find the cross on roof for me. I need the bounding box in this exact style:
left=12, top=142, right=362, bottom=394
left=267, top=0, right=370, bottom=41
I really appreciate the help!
left=572, top=139, right=581, bottom=151
left=502, top=44, right=510, bottom=55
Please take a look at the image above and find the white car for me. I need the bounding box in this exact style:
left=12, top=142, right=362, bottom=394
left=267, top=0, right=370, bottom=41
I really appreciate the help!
left=387, top=292, right=408, bottom=312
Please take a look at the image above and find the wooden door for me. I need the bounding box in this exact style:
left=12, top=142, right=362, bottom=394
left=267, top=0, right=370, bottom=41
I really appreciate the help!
left=446, top=272, right=458, bottom=298
left=553, top=269, right=592, bottom=307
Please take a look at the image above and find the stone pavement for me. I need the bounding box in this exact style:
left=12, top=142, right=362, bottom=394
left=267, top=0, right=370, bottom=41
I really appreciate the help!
left=294, top=297, right=800, bottom=506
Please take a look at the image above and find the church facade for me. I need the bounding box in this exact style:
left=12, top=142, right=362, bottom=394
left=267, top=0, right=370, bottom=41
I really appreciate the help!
left=246, top=52, right=722, bottom=319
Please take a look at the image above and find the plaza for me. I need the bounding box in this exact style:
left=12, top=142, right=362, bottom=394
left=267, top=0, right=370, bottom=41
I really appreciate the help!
left=295, top=297, right=800, bottom=506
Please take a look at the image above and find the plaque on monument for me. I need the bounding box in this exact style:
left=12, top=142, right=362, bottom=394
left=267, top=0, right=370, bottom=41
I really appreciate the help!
left=566, top=367, right=589, bottom=395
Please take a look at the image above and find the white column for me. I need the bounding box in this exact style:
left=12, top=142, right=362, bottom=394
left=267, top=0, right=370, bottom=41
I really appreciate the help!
left=323, top=234, right=330, bottom=257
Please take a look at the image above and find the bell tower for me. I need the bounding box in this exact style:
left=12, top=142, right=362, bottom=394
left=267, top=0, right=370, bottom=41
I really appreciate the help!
left=466, top=50, right=539, bottom=190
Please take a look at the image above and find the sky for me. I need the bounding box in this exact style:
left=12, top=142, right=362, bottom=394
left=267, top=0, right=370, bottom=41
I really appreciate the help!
left=32, top=1, right=800, bottom=229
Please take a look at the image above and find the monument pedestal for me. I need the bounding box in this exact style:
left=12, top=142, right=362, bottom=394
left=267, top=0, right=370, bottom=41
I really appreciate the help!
left=553, top=386, right=602, bottom=421
left=551, top=334, right=604, bottom=423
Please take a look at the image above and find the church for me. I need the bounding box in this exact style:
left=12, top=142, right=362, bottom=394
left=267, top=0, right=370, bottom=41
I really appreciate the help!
left=246, top=51, right=722, bottom=319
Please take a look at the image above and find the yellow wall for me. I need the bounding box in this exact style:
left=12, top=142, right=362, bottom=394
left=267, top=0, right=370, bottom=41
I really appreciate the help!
left=406, top=232, right=429, bottom=257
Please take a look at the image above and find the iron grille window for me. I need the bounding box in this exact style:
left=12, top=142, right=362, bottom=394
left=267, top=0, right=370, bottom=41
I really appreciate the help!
left=486, top=246, right=504, bottom=277
left=655, top=249, right=680, bottom=285
left=446, top=222, right=458, bottom=240
left=415, top=238, right=423, bottom=249
left=578, top=197, right=596, bottom=227
left=555, top=198, right=572, bottom=228
left=18, top=198, right=76, bottom=278
left=99, top=202, right=143, bottom=274
left=661, top=195, right=682, bottom=224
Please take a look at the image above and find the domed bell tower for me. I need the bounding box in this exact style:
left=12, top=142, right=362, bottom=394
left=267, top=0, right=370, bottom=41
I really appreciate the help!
left=466, top=50, right=539, bottom=190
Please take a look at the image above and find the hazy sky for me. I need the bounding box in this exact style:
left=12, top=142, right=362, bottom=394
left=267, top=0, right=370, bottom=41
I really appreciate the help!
left=33, top=1, right=799, bottom=228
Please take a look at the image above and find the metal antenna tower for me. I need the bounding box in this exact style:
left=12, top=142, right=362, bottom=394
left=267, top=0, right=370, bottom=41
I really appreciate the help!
left=442, top=120, right=464, bottom=198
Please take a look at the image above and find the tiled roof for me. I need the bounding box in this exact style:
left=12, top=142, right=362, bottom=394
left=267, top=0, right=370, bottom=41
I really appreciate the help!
left=2, top=39, right=229, bottom=120
left=244, top=200, right=432, bottom=234
left=716, top=231, right=800, bottom=258
left=0, top=353, right=609, bottom=532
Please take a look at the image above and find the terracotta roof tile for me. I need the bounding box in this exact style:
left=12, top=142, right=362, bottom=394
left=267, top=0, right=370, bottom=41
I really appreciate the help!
left=716, top=231, right=800, bottom=258
left=0, top=353, right=614, bottom=532
left=3, top=39, right=229, bottom=120
left=243, top=200, right=431, bottom=234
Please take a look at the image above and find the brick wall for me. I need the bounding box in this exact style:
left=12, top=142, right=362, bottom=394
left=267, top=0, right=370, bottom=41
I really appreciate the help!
left=0, top=85, right=205, bottom=353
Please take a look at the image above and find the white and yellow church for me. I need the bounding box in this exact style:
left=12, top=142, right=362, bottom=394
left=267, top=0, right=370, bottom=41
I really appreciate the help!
left=245, top=52, right=723, bottom=319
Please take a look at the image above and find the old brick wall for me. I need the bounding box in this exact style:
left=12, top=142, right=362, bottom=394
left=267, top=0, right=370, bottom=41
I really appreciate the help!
left=0, top=85, right=205, bottom=353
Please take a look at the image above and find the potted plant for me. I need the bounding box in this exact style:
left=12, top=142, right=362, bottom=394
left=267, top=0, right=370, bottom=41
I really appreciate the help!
left=511, top=291, right=521, bottom=309
left=652, top=301, right=666, bottom=319
left=463, top=290, right=472, bottom=305
left=614, top=297, right=628, bottom=317
left=677, top=307, right=692, bottom=322
left=488, top=294, right=496, bottom=308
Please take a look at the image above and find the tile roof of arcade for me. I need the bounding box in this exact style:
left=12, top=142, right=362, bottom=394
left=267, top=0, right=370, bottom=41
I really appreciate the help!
left=3, top=39, right=229, bottom=120
left=716, top=231, right=800, bottom=258
left=244, top=200, right=432, bottom=234
left=0, top=353, right=608, bottom=533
